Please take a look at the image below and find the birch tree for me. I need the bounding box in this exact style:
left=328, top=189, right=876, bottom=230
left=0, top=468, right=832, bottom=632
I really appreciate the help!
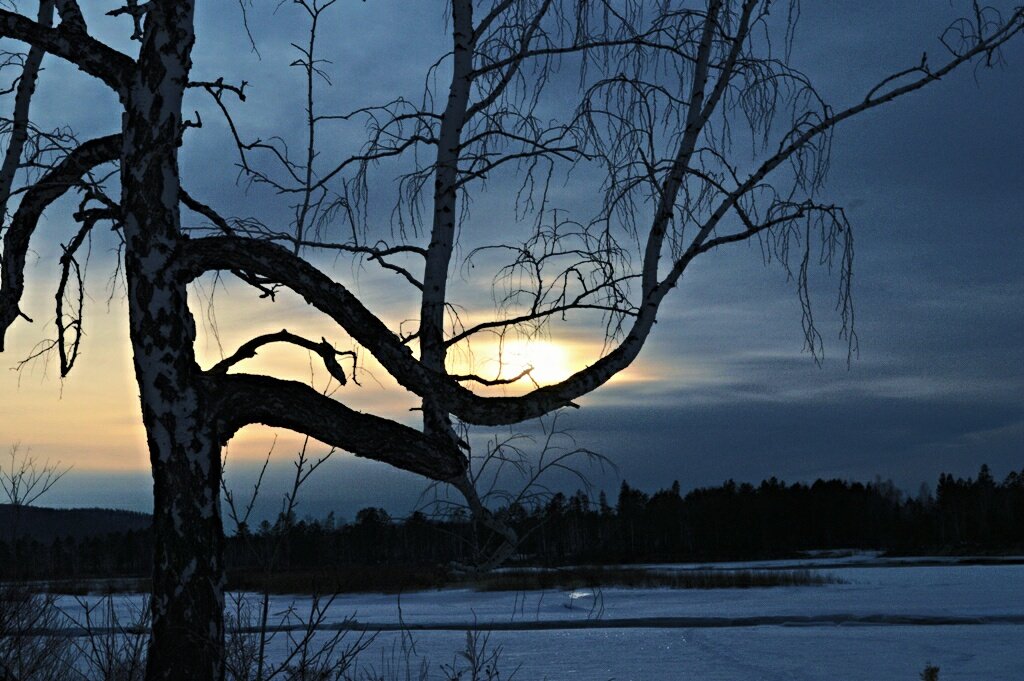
left=1, top=1, right=1021, bottom=679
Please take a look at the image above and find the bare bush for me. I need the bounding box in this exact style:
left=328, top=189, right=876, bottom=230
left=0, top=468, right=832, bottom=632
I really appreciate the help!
left=438, top=631, right=515, bottom=681
left=0, top=583, right=74, bottom=681
left=60, top=594, right=149, bottom=681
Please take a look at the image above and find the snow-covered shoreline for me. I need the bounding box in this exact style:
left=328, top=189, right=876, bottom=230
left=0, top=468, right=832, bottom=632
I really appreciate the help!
left=42, top=561, right=1024, bottom=679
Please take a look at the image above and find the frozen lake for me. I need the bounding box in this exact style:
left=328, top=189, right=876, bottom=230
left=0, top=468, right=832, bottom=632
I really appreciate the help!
left=56, top=559, right=1024, bottom=680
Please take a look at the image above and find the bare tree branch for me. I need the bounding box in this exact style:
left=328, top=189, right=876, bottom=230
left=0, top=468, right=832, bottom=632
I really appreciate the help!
left=0, top=8, right=134, bottom=94
left=0, top=133, right=120, bottom=350
left=1, top=442, right=70, bottom=507
left=205, top=372, right=467, bottom=482
left=209, top=328, right=355, bottom=387
left=0, top=0, right=54, bottom=220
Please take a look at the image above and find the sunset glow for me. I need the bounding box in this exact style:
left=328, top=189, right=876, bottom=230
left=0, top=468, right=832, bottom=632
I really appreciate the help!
left=497, top=339, right=572, bottom=385
left=0, top=0, right=1018, bottom=524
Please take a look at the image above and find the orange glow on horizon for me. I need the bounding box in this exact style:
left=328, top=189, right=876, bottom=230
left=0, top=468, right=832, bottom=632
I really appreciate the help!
left=1, top=274, right=660, bottom=473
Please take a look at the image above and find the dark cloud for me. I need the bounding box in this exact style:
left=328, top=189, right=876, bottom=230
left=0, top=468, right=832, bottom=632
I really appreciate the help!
left=47, top=391, right=1022, bottom=521
left=562, top=391, right=1024, bottom=496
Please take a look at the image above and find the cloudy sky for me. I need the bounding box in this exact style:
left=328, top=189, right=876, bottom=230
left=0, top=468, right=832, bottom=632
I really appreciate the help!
left=1, top=1, right=1021, bottom=521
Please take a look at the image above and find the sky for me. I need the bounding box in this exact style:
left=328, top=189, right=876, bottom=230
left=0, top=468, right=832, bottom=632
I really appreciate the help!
left=0, top=1, right=1021, bottom=522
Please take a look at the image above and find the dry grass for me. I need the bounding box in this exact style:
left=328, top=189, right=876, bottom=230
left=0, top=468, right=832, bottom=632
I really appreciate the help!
left=225, top=565, right=841, bottom=594
left=14, top=565, right=840, bottom=597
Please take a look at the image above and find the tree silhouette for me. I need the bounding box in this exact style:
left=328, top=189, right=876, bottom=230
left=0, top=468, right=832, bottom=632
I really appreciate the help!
left=1, top=1, right=1022, bottom=679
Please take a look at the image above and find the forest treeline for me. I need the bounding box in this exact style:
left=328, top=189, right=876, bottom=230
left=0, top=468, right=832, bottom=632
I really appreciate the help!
left=2, top=464, right=1022, bottom=581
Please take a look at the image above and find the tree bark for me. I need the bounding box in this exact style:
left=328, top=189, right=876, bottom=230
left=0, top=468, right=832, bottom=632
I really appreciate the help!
left=118, top=3, right=223, bottom=680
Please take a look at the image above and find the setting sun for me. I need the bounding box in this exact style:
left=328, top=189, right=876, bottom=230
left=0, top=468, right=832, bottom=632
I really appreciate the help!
left=498, top=339, right=572, bottom=385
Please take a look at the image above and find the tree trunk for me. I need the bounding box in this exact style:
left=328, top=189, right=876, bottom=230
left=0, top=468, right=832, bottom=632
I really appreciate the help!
left=118, top=3, right=224, bottom=680
left=143, top=420, right=224, bottom=681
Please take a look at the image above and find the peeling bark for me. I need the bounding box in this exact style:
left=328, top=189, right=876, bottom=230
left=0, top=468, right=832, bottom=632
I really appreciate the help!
left=119, top=3, right=223, bottom=680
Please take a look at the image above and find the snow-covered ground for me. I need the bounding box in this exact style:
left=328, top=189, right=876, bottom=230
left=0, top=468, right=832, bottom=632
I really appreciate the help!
left=55, top=560, right=1024, bottom=680
left=325, top=625, right=1022, bottom=680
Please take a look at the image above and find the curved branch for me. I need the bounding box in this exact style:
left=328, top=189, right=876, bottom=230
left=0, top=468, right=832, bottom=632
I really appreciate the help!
left=0, top=9, right=134, bottom=95
left=55, top=206, right=113, bottom=376
left=181, top=235, right=628, bottom=426
left=0, top=133, right=121, bottom=350
left=204, top=372, right=467, bottom=482
left=182, top=235, right=425, bottom=383
left=209, top=329, right=353, bottom=387
left=673, top=6, right=1024, bottom=285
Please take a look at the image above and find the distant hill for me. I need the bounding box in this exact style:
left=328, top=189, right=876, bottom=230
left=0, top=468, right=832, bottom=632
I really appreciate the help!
left=0, top=504, right=151, bottom=543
